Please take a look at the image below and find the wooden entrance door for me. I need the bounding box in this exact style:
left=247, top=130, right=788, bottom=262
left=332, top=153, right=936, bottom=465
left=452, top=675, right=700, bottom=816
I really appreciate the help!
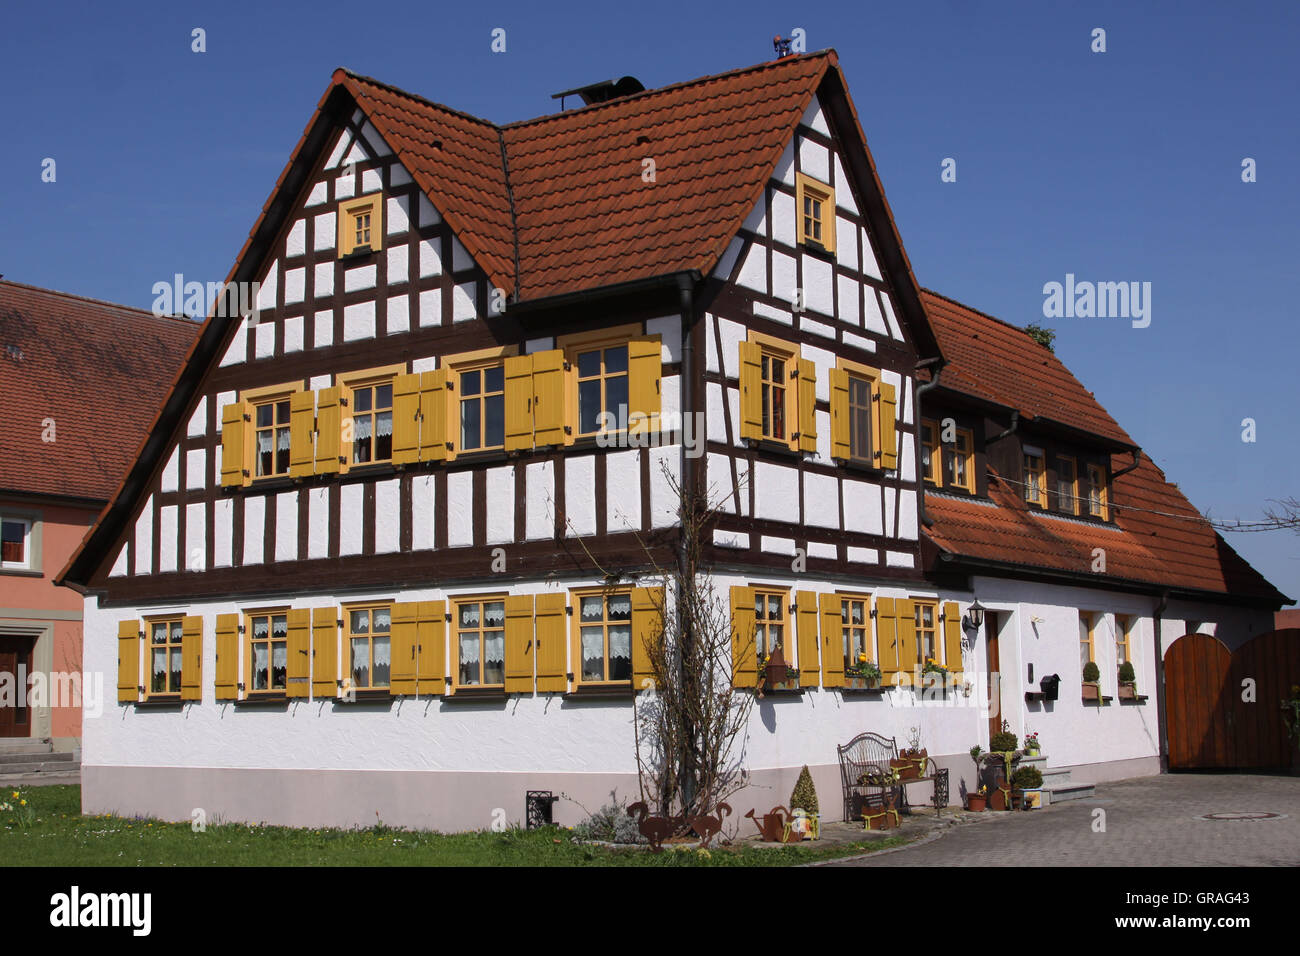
left=0, top=636, right=34, bottom=738
left=985, top=611, right=1001, bottom=743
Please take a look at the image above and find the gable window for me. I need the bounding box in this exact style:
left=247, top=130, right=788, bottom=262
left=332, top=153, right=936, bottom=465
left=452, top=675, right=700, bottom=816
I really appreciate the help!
left=913, top=599, right=938, bottom=665
left=346, top=604, right=392, bottom=690
left=577, top=590, right=633, bottom=683
left=760, top=350, right=789, bottom=442
left=148, top=617, right=185, bottom=696
left=754, top=588, right=789, bottom=660
left=839, top=595, right=871, bottom=673
left=253, top=398, right=292, bottom=478
left=741, top=332, right=816, bottom=454
left=920, top=420, right=940, bottom=485
left=337, top=366, right=403, bottom=467
left=1023, top=450, right=1046, bottom=507
left=847, top=374, right=874, bottom=463
left=576, top=344, right=629, bottom=436
left=459, top=364, right=506, bottom=452
left=1, top=518, right=31, bottom=570
left=795, top=173, right=836, bottom=253
left=247, top=610, right=289, bottom=693
left=338, top=193, right=384, bottom=257
left=455, top=598, right=506, bottom=687
left=1057, top=456, right=1079, bottom=515
left=945, top=428, right=975, bottom=492
left=1087, top=463, right=1110, bottom=520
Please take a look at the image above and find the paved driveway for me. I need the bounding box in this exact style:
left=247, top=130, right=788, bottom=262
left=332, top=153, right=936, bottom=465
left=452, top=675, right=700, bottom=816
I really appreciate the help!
left=831, top=773, right=1300, bottom=866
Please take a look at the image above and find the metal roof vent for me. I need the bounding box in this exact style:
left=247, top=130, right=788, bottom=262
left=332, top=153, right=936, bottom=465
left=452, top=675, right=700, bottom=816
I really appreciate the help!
left=551, top=76, right=645, bottom=110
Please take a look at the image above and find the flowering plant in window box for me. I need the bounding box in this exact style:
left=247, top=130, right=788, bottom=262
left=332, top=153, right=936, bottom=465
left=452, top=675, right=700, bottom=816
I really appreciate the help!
left=758, top=648, right=799, bottom=693
left=844, top=655, right=881, bottom=689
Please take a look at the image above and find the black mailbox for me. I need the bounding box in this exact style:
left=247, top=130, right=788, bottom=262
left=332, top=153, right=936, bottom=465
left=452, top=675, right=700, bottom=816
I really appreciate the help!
left=1039, top=673, right=1061, bottom=701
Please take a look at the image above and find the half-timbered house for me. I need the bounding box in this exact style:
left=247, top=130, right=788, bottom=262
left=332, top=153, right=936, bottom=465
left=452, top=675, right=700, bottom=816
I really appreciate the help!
left=58, top=51, right=1289, bottom=830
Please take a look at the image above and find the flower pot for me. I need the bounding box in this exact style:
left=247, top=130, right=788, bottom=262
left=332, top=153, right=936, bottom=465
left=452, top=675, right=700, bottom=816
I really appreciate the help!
left=844, top=676, right=880, bottom=690
left=891, top=757, right=920, bottom=780
left=1082, top=681, right=1101, bottom=701
left=1021, top=788, right=1042, bottom=810
left=989, top=785, right=1013, bottom=811
left=1025, top=746, right=1040, bottom=756
left=1118, top=682, right=1137, bottom=700
left=966, top=793, right=987, bottom=812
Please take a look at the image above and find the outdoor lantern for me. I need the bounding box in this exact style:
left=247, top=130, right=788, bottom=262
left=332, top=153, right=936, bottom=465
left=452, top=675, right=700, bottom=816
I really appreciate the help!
left=964, top=599, right=987, bottom=631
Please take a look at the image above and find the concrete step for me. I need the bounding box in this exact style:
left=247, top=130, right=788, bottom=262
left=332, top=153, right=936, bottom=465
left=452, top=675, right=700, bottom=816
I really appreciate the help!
left=0, top=757, right=79, bottom=774
left=0, top=769, right=80, bottom=787
left=0, top=739, right=53, bottom=756
left=1044, top=781, right=1095, bottom=803
left=0, top=750, right=74, bottom=766
left=1041, top=767, right=1072, bottom=787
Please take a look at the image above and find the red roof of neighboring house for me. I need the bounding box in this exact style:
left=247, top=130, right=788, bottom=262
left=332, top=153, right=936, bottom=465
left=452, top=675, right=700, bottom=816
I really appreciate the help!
left=0, top=280, right=198, bottom=502
left=922, top=291, right=1287, bottom=604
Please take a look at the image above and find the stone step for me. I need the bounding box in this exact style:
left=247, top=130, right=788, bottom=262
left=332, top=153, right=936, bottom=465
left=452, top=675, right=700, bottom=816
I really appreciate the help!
left=1041, top=766, right=1072, bottom=786
left=0, top=750, right=74, bottom=766
left=0, top=739, right=53, bottom=756
left=1043, top=781, right=1095, bottom=802
left=0, top=769, right=81, bottom=787
left=0, top=757, right=79, bottom=775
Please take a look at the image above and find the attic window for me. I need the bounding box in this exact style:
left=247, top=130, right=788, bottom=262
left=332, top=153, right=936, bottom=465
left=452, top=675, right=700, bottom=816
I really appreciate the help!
left=795, top=172, right=835, bottom=253
left=338, top=192, right=383, bottom=257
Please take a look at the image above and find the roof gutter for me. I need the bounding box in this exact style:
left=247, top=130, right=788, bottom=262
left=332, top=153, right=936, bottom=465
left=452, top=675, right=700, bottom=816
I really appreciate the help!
left=912, top=355, right=945, bottom=529
left=507, top=270, right=700, bottom=316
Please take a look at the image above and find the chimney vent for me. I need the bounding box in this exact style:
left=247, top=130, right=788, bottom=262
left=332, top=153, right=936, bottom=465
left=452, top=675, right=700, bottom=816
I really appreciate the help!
left=551, top=76, right=645, bottom=110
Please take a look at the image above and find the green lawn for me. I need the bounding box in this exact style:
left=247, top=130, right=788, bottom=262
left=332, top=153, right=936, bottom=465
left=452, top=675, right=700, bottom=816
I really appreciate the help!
left=1, top=785, right=907, bottom=866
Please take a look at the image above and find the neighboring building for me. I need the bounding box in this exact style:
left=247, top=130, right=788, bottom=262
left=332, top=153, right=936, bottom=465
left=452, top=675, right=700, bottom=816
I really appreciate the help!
left=1, top=280, right=197, bottom=754
left=58, top=51, right=1290, bottom=829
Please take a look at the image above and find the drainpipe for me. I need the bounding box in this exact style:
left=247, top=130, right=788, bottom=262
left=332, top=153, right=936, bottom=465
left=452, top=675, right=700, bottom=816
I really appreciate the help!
left=913, top=356, right=945, bottom=529
left=987, top=409, right=1020, bottom=446
left=1153, top=589, right=1170, bottom=772
left=1111, top=448, right=1141, bottom=480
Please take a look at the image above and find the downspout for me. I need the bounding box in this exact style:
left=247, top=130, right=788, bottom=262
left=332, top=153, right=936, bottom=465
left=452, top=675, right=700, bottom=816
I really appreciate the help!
left=912, top=356, right=945, bottom=528
left=1111, top=448, right=1141, bottom=480
left=1153, top=588, right=1170, bottom=772
left=987, top=409, right=1020, bottom=446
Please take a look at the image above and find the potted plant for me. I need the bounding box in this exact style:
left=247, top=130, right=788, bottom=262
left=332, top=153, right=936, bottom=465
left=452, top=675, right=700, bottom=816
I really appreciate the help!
left=921, top=658, right=951, bottom=696
left=788, top=765, right=820, bottom=840
left=1012, top=765, right=1044, bottom=809
left=1083, top=661, right=1102, bottom=701
left=966, top=745, right=988, bottom=811
left=1118, top=662, right=1137, bottom=699
left=1024, top=731, right=1041, bottom=756
left=897, top=726, right=928, bottom=778
left=988, top=723, right=1019, bottom=794
left=844, top=655, right=882, bottom=690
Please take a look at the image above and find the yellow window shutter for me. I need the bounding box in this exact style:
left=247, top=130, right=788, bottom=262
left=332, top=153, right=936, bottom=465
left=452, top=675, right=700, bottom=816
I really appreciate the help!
left=878, top=381, right=898, bottom=470
left=730, top=585, right=757, bottom=687
left=943, top=602, right=964, bottom=674
left=797, top=358, right=817, bottom=453
left=286, top=608, right=311, bottom=698
left=876, top=597, right=899, bottom=677
left=532, top=350, right=568, bottom=447
left=214, top=613, right=239, bottom=701
left=628, top=336, right=662, bottom=433
left=534, top=592, right=568, bottom=692
left=311, top=608, right=338, bottom=698
left=314, top=386, right=341, bottom=474
left=829, top=367, right=851, bottom=460
left=389, top=602, right=418, bottom=695
left=117, top=619, right=140, bottom=703
left=289, top=391, right=316, bottom=478
left=504, top=354, right=535, bottom=453
left=897, top=598, right=917, bottom=678
left=739, top=341, right=763, bottom=442
left=180, top=615, right=203, bottom=702
left=392, top=373, right=422, bottom=465
left=220, top=401, right=250, bottom=487
left=504, top=594, right=535, bottom=693
left=818, top=593, right=844, bottom=688
left=631, top=586, right=664, bottom=692
left=796, top=589, right=820, bottom=686
left=415, top=600, right=446, bottom=695
left=418, top=369, right=447, bottom=462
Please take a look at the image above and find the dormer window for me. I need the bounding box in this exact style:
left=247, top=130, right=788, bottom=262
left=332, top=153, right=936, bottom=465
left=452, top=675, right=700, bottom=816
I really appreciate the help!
left=1087, top=463, right=1110, bottom=520
left=1023, top=449, right=1046, bottom=508
left=338, top=193, right=383, bottom=257
left=795, top=173, right=835, bottom=253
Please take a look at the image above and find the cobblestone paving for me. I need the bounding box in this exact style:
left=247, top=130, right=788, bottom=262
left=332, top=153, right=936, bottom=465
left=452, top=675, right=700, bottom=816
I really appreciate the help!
left=831, top=773, right=1300, bottom=866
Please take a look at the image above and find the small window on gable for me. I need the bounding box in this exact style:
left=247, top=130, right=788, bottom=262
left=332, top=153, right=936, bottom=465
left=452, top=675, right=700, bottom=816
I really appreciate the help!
left=795, top=173, right=835, bottom=253
left=920, top=420, right=940, bottom=485
left=338, top=193, right=383, bottom=257
left=1023, top=450, right=1046, bottom=508
left=1087, top=462, right=1110, bottom=520
left=1, top=518, right=31, bottom=569
left=1057, top=456, right=1079, bottom=515
left=945, top=428, right=975, bottom=493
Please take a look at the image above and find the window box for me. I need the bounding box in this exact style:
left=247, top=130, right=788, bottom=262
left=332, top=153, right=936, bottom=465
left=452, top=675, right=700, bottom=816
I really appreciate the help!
left=1082, top=680, right=1101, bottom=701
left=1118, top=681, right=1138, bottom=700
left=843, top=675, right=881, bottom=692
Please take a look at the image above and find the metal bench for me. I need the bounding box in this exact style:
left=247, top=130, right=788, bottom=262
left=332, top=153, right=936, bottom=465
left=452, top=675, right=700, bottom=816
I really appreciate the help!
left=836, top=731, right=950, bottom=822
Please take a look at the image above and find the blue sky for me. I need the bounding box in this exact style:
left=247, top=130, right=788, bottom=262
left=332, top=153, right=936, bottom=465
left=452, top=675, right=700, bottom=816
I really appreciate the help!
left=2, top=0, right=1296, bottom=599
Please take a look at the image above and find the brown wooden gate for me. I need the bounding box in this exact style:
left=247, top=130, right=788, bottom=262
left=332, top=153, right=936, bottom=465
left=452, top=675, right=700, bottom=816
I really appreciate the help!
left=1166, top=629, right=1300, bottom=770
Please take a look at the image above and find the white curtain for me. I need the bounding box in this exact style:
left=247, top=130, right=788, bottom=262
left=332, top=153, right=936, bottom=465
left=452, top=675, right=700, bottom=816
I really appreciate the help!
left=376, top=411, right=393, bottom=437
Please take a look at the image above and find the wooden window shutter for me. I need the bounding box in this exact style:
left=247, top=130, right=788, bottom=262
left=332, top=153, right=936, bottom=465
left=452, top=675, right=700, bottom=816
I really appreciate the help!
left=389, top=602, right=418, bottom=695
left=795, top=589, right=820, bottom=686
left=730, top=585, right=757, bottom=687
left=392, top=373, right=422, bottom=465
left=504, top=354, right=535, bottom=453
left=942, top=602, right=964, bottom=674
left=876, top=597, right=899, bottom=677
left=180, top=615, right=203, bottom=702
left=314, top=386, right=342, bottom=474
left=796, top=358, right=817, bottom=453
left=818, top=593, right=844, bottom=688
left=418, top=369, right=447, bottom=462
left=285, top=608, right=311, bottom=698
left=877, top=381, right=899, bottom=469
left=117, top=619, right=140, bottom=703
left=631, top=586, right=664, bottom=691
left=311, top=608, right=338, bottom=698
left=531, top=350, right=568, bottom=447
left=534, top=592, right=568, bottom=692
left=214, top=613, right=239, bottom=701
left=220, top=401, right=250, bottom=487
left=829, top=367, right=851, bottom=461
left=739, top=341, right=763, bottom=442
left=897, top=598, right=917, bottom=678
left=627, top=336, right=662, bottom=433
left=289, top=391, right=316, bottom=478
left=415, top=600, right=446, bottom=695
left=504, top=594, right=535, bottom=693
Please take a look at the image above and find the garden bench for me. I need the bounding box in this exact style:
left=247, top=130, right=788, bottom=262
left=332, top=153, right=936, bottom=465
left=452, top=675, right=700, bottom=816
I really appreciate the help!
left=836, top=731, right=950, bottom=822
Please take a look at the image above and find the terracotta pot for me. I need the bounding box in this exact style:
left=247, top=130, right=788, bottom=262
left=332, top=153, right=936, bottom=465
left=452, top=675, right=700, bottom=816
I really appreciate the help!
left=890, top=758, right=918, bottom=780
left=1119, top=683, right=1137, bottom=700
left=1082, top=682, right=1101, bottom=701
left=966, top=793, right=987, bottom=812
left=989, top=786, right=1013, bottom=811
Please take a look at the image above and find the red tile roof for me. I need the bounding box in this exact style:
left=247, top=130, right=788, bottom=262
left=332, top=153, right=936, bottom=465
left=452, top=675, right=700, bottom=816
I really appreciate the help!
left=0, top=280, right=198, bottom=502
left=921, top=291, right=1287, bottom=604
left=921, top=289, right=1136, bottom=447
left=340, top=53, right=830, bottom=301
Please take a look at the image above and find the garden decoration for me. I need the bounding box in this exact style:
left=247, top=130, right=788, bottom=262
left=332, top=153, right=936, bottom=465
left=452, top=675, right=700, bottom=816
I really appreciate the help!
left=627, top=802, right=674, bottom=852
left=687, top=802, right=732, bottom=848
left=744, top=805, right=796, bottom=843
